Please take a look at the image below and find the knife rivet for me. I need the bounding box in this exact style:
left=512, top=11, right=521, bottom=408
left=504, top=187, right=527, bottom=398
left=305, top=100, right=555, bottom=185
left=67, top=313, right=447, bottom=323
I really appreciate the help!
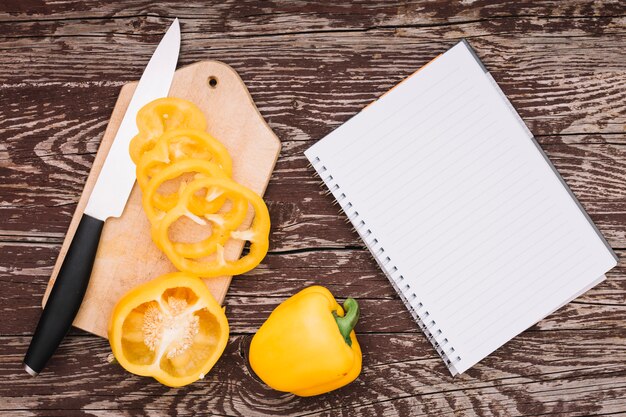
left=208, top=76, right=218, bottom=88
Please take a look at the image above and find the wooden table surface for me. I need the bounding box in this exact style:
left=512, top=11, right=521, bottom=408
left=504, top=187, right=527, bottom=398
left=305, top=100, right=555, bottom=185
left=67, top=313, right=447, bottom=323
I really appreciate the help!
left=1, top=1, right=625, bottom=416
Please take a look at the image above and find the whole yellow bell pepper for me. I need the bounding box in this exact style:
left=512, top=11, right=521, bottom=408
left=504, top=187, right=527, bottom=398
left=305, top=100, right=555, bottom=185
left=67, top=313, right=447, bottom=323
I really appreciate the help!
left=249, top=286, right=362, bottom=396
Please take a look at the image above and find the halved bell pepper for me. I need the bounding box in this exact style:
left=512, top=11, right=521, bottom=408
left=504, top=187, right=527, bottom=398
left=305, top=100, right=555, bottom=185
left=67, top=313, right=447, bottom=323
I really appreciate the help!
left=249, top=286, right=362, bottom=396
left=108, top=272, right=229, bottom=387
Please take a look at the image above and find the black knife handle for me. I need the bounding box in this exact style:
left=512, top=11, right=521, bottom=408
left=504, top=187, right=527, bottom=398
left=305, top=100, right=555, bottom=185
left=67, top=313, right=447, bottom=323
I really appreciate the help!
left=24, top=213, right=104, bottom=376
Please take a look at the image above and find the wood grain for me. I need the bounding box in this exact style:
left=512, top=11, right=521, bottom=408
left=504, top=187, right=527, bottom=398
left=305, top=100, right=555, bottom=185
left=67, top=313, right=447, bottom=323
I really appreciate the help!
left=0, top=0, right=625, bottom=416
left=0, top=332, right=624, bottom=416
left=3, top=136, right=626, bottom=249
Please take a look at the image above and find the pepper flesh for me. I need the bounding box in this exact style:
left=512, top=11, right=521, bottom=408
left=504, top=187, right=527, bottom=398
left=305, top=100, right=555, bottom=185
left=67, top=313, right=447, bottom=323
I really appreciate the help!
left=140, top=158, right=232, bottom=223
left=129, top=97, right=207, bottom=164
left=151, top=176, right=270, bottom=276
left=108, top=272, right=229, bottom=387
left=136, top=128, right=233, bottom=191
left=249, top=286, right=362, bottom=396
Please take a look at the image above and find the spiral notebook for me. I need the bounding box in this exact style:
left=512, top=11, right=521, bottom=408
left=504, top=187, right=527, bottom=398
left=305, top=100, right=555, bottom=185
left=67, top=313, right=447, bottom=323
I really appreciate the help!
left=305, top=40, right=617, bottom=375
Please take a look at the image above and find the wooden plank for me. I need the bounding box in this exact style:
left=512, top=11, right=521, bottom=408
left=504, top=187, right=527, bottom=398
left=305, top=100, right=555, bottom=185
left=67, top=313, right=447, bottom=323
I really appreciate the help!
left=0, top=332, right=624, bottom=416
left=1, top=1, right=624, bottom=31
left=5, top=289, right=626, bottom=337
left=4, top=242, right=625, bottom=303
left=0, top=19, right=624, bottom=135
left=2, top=135, right=626, bottom=248
left=2, top=241, right=624, bottom=336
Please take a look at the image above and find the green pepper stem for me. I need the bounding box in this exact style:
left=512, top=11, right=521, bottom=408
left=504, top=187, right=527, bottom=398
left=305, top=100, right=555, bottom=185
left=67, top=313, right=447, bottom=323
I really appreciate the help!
left=333, top=298, right=360, bottom=347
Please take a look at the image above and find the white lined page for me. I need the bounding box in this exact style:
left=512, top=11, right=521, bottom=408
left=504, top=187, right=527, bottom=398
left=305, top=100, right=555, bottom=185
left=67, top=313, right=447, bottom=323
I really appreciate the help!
left=305, top=41, right=617, bottom=374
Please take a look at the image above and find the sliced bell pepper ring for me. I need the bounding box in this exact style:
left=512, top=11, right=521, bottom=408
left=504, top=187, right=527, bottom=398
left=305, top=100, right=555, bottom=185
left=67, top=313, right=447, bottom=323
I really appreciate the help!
left=141, top=159, right=231, bottom=223
left=143, top=161, right=249, bottom=259
left=152, top=177, right=270, bottom=277
left=136, top=129, right=233, bottom=191
left=168, top=195, right=249, bottom=259
left=108, top=272, right=229, bottom=388
left=129, top=97, right=208, bottom=164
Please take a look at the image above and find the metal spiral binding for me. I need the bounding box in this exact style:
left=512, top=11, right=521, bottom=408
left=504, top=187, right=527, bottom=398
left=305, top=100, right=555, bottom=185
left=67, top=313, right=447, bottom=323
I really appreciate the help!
left=308, top=156, right=462, bottom=371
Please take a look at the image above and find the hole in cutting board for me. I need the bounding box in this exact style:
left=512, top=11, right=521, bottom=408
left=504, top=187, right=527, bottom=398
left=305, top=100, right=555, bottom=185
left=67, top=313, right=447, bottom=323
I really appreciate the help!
left=208, top=76, right=218, bottom=88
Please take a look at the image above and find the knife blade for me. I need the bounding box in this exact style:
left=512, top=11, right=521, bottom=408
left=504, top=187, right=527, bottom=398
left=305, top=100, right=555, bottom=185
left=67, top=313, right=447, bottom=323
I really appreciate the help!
left=24, top=18, right=181, bottom=376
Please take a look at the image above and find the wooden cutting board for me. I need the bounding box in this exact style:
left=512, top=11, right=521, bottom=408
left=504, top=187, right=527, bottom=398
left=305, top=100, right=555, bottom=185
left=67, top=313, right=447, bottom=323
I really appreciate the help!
left=42, top=61, right=281, bottom=338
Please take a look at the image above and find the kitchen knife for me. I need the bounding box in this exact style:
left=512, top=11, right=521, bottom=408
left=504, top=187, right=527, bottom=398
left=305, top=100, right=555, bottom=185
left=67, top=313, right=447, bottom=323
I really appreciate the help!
left=24, top=18, right=181, bottom=376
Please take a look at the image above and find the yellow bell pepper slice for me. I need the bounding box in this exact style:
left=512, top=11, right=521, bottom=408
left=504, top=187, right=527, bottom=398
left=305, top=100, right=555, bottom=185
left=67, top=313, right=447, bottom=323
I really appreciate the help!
left=152, top=177, right=270, bottom=277
left=108, top=272, right=229, bottom=388
left=249, top=286, right=362, bottom=396
left=136, top=129, right=233, bottom=191
left=129, top=97, right=207, bottom=164
left=141, top=159, right=232, bottom=223
left=143, top=162, right=249, bottom=259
